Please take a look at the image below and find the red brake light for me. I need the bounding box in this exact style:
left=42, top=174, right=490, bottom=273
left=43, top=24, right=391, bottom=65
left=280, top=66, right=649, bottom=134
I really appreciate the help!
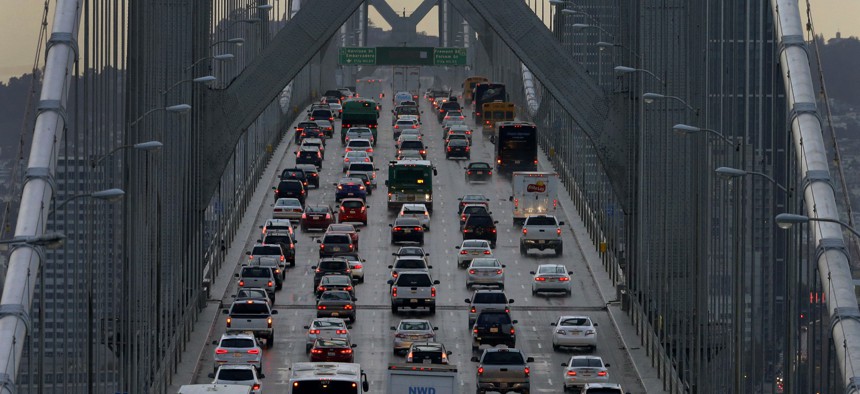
left=318, top=305, right=327, bottom=310
left=247, top=348, right=260, bottom=355
left=431, top=287, right=436, bottom=297
left=484, top=250, right=491, bottom=254
left=392, top=286, right=397, bottom=297
left=557, top=228, right=562, bottom=235
left=309, top=329, right=320, bottom=334
left=226, top=317, right=232, bottom=327
left=267, top=281, right=273, bottom=287
left=471, top=307, right=476, bottom=313
left=567, top=370, right=577, bottom=376
left=239, top=280, right=245, bottom=287
left=469, top=269, right=476, bottom=274
left=524, top=367, right=529, bottom=377
left=344, top=304, right=354, bottom=310
left=311, top=348, right=323, bottom=354
left=496, top=269, right=503, bottom=274
left=535, top=277, right=546, bottom=281
left=598, top=371, right=607, bottom=376
left=460, top=250, right=468, bottom=255
left=477, top=367, right=484, bottom=375
left=336, top=329, right=347, bottom=334
left=215, top=348, right=228, bottom=354
left=559, top=277, right=570, bottom=281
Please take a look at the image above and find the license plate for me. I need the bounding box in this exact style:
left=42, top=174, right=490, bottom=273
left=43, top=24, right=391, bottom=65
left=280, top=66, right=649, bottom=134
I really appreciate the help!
left=407, top=196, right=415, bottom=201
left=331, top=247, right=340, bottom=251
left=404, top=229, right=411, bottom=233
left=423, top=359, right=432, bottom=364
left=312, top=216, right=321, bottom=220
left=328, top=352, right=336, bottom=356
left=410, top=299, right=418, bottom=303
left=347, top=193, right=355, bottom=196
left=514, top=160, right=522, bottom=164
left=476, top=171, right=483, bottom=174
left=490, top=327, right=499, bottom=333
left=234, top=353, right=243, bottom=357
left=331, top=312, right=340, bottom=316
left=539, top=240, right=546, bottom=244
left=548, top=278, right=557, bottom=282
left=410, top=335, right=422, bottom=339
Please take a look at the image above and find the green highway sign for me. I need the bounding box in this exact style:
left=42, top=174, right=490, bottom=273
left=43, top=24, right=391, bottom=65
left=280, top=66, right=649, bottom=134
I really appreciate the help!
left=339, top=47, right=376, bottom=65
left=339, top=47, right=467, bottom=66
left=433, top=47, right=467, bottom=65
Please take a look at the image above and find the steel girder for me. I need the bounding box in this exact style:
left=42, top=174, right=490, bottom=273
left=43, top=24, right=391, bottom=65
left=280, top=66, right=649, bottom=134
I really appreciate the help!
left=448, top=0, right=631, bottom=211
left=199, top=0, right=366, bottom=210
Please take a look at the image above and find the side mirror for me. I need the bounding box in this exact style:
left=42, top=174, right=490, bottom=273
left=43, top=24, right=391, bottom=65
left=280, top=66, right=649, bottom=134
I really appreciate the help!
left=332, top=183, right=338, bottom=186
left=351, top=343, right=358, bottom=348
left=465, top=298, right=471, bottom=303
left=387, top=265, right=393, bottom=269
left=259, top=373, right=266, bottom=379
left=425, top=253, right=430, bottom=256
left=347, top=325, right=353, bottom=329
left=392, top=253, right=397, bottom=256
left=559, top=221, right=565, bottom=226
left=256, top=239, right=262, bottom=243
left=433, top=280, right=440, bottom=285
left=234, top=273, right=240, bottom=277
left=384, top=180, right=389, bottom=186
left=471, top=356, right=479, bottom=362
left=222, top=309, right=229, bottom=314
left=433, top=168, right=438, bottom=176
left=272, top=186, right=277, bottom=190
left=568, top=271, right=574, bottom=275
left=593, top=323, right=598, bottom=327
left=512, top=320, right=519, bottom=324
left=390, top=326, right=396, bottom=330
left=526, top=357, right=534, bottom=363
left=494, top=221, right=499, bottom=224
left=311, top=265, right=318, bottom=269
left=509, top=299, right=515, bottom=304
left=258, top=225, right=264, bottom=229
left=605, top=363, right=611, bottom=367
left=433, top=327, right=439, bottom=330
left=316, top=239, right=322, bottom=243
left=561, top=362, right=568, bottom=367
left=211, top=340, right=218, bottom=345
left=245, top=251, right=251, bottom=255
left=389, top=224, right=393, bottom=227
left=529, top=271, right=535, bottom=275
left=355, top=228, right=361, bottom=232
left=207, top=373, right=215, bottom=378
left=375, top=168, right=380, bottom=171
left=447, top=351, right=453, bottom=355
left=428, top=265, right=433, bottom=269
left=550, top=322, right=557, bottom=326
left=502, top=265, right=507, bottom=268
left=303, top=325, right=310, bottom=329
left=271, top=310, right=278, bottom=314
left=455, top=246, right=461, bottom=249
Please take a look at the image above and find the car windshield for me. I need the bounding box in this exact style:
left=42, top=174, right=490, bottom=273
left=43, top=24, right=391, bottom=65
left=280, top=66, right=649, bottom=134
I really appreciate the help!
left=400, top=141, right=424, bottom=150
left=539, top=265, right=567, bottom=275
left=345, top=152, right=367, bottom=158
left=472, top=259, right=499, bottom=268
left=395, top=259, right=426, bottom=269
left=316, top=339, right=349, bottom=348
left=470, top=163, right=491, bottom=169
left=230, top=303, right=269, bottom=314
left=527, top=216, right=557, bottom=225
left=323, top=234, right=351, bottom=244
left=320, top=291, right=351, bottom=301
left=395, top=218, right=421, bottom=226
left=583, top=389, right=623, bottom=394
left=449, top=140, right=468, bottom=146
left=464, top=206, right=488, bottom=215
left=400, top=321, right=430, bottom=331
left=482, top=351, right=524, bottom=365
left=560, top=317, right=590, bottom=326
left=478, top=312, right=512, bottom=326
left=348, top=128, right=371, bottom=133
left=403, top=208, right=425, bottom=215
left=252, top=246, right=281, bottom=255
left=398, top=247, right=424, bottom=256
left=313, top=320, right=345, bottom=329
left=306, top=206, right=329, bottom=214
left=342, top=200, right=364, bottom=209
left=474, top=292, right=508, bottom=304
left=348, top=140, right=371, bottom=148
left=349, top=163, right=374, bottom=172
left=237, top=289, right=267, bottom=299
left=278, top=199, right=301, bottom=208
left=464, top=195, right=488, bottom=202
left=218, top=369, right=254, bottom=381
left=466, top=216, right=494, bottom=226
left=329, top=224, right=354, bottom=232
left=396, top=121, right=415, bottom=127
left=319, top=260, right=347, bottom=270
left=396, top=273, right=432, bottom=287
left=221, top=338, right=255, bottom=348
left=570, top=358, right=604, bottom=367
left=241, top=267, right=271, bottom=278
left=322, top=275, right=350, bottom=285
left=463, top=240, right=488, bottom=248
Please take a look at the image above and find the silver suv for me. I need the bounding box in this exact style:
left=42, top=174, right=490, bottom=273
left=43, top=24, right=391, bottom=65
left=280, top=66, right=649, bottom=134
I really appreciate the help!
left=471, top=348, right=533, bottom=394
left=387, top=271, right=439, bottom=314
left=212, top=332, right=262, bottom=373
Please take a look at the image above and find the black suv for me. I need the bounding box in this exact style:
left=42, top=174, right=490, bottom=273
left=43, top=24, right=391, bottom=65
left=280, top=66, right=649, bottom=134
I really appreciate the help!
left=273, top=179, right=306, bottom=205
left=280, top=168, right=308, bottom=188
left=462, top=214, right=499, bottom=247
left=309, top=108, right=334, bottom=122
left=262, top=232, right=296, bottom=266
left=471, top=309, right=518, bottom=350
left=296, top=146, right=323, bottom=168
left=296, top=164, right=320, bottom=188
left=438, top=102, right=462, bottom=121
left=311, top=257, right=351, bottom=288
left=295, top=121, right=320, bottom=143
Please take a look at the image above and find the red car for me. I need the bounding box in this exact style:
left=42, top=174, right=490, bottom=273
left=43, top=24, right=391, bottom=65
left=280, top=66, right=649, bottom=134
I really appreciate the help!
left=301, top=205, right=335, bottom=232
left=337, top=198, right=368, bottom=225
left=309, top=338, right=356, bottom=362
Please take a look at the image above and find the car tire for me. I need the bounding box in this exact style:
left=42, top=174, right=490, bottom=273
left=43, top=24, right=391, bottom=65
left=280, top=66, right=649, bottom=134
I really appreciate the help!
left=552, top=344, right=560, bottom=351
left=557, top=245, right=563, bottom=255
left=267, top=334, right=274, bottom=349
left=290, top=260, right=296, bottom=267
left=466, top=282, right=471, bottom=290
left=429, top=306, right=436, bottom=315
left=531, top=289, right=537, bottom=296
left=520, top=244, right=527, bottom=256
left=306, top=344, right=312, bottom=353
left=391, top=304, right=398, bottom=314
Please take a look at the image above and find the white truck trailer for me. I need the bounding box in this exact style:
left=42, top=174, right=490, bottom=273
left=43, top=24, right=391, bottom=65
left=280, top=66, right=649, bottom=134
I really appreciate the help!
left=387, top=363, right=458, bottom=394
left=510, top=171, right=559, bottom=224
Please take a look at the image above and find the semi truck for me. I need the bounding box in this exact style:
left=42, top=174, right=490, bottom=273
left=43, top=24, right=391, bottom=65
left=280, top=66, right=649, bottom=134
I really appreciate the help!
left=510, top=171, right=559, bottom=224
left=393, top=66, right=421, bottom=100
left=386, top=160, right=437, bottom=212
left=387, top=363, right=458, bottom=394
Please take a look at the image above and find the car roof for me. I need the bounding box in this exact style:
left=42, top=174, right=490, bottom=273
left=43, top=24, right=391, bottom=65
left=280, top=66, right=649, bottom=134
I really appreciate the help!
left=339, top=198, right=365, bottom=203
left=483, top=347, right=522, bottom=354
left=338, top=177, right=363, bottom=184
left=559, top=315, right=592, bottom=321
left=394, top=217, right=421, bottom=224
left=220, top=332, right=256, bottom=340
left=402, top=204, right=428, bottom=210
left=347, top=138, right=372, bottom=143
left=538, top=264, right=567, bottom=269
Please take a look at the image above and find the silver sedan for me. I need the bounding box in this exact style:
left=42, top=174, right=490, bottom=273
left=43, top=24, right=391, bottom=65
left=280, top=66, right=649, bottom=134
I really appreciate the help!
left=531, top=264, right=573, bottom=295
left=391, top=319, right=438, bottom=354
left=273, top=198, right=303, bottom=219
left=303, top=317, right=351, bottom=353
left=466, top=258, right=505, bottom=289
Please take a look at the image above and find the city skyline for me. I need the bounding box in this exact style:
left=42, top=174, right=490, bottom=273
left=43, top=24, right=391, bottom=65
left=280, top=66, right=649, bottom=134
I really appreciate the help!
left=0, top=0, right=856, bottom=83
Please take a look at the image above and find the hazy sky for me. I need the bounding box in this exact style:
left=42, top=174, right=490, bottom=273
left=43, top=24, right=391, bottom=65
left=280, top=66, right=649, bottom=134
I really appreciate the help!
left=0, top=0, right=856, bottom=83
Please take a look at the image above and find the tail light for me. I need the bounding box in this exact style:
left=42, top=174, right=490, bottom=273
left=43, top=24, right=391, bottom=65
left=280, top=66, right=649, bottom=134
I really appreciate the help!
left=392, top=286, right=397, bottom=297
left=510, top=328, right=516, bottom=335
left=338, top=185, right=344, bottom=190
left=344, top=304, right=354, bottom=310
left=340, top=348, right=353, bottom=354
left=267, top=281, right=273, bottom=287
left=469, top=269, right=476, bottom=274
left=361, top=207, right=367, bottom=213
left=522, top=228, right=528, bottom=235
left=406, top=352, right=413, bottom=362
left=395, top=333, right=407, bottom=338
left=471, top=307, right=476, bottom=313
left=414, top=227, right=422, bottom=231
left=318, top=286, right=326, bottom=292
left=301, top=190, right=306, bottom=195
left=309, top=329, right=321, bottom=334
left=302, top=213, right=307, bottom=219
left=484, top=250, right=491, bottom=254
left=567, top=370, right=577, bottom=376
left=239, top=280, right=245, bottom=287
left=557, top=228, right=562, bottom=235
left=477, top=367, right=484, bottom=375
left=431, top=287, right=436, bottom=297
left=215, top=348, right=228, bottom=354
left=524, top=367, right=530, bottom=377
left=280, top=255, right=285, bottom=262
left=346, top=286, right=353, bottom=291
left=340, top=206, right=346, bottom=212
left=460, top=250, right=468, bottom=255
left=394, top=227, right=402, bottom=231
left=467, top=171, right=472, bottom=175
left=325, top=214, right=331, bottom=219
left=447, top=147, right=452, bottom=152
left=559, top=277, right=570, bottom=281
left=311, top=349, right=323, bottom=354
left=275, top=269, right=281, bottom=275
left=497, top=159, right=502, bottom=164
left=485, top=120, right=490, bottom=125
left=248, top=348, right=260, bottom=355
left=598, top=371, right=607, bottom=376
left=553, top=199, right=558, bottom=208
left=535, top=277, right=546, bottom=281
left=318, top=305, right=327, bottom=310
left=496, top=269, right=503, bottom=274
left=534, top=160, right=538, bottom=165
left=252, top=384, right=261, bottom=390
left=336, top=329, right=348, bottom=334
left=320, top=244, right=325, bottom=250
left=475, top=112, right=481, bottom=116
left=420, top=150, right=426, bottom=155
left=274, top=189, right=279, bottom=195
left=491, top=229, right=496, bottom=233
left=465, top=146, right=470, bottom=152
left=392, top=272, right=398, bottom=278
left=226, top=317, right=232, bottom=327
left=585, top=329, right=596, bottom=335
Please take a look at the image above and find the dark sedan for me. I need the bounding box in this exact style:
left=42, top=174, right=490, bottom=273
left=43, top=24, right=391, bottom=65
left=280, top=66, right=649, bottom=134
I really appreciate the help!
left=316, top=290, right=356, bottom=322
left=465, top=162, right=493, bottom=183
left=309, top=338, right=356, bottom=362
left=446, top=139, right=470, bottom=160
left=390, top=217, right=425, bottom=245
left=301, top=205, right=335, bottom=232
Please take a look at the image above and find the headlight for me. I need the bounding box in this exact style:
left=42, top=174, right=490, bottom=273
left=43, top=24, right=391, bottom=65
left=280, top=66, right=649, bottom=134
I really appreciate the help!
left=425, top=194, right=430, bottom=200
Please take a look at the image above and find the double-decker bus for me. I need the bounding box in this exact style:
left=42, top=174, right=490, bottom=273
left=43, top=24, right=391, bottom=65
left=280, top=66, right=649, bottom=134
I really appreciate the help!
left=341, top=98, right=379, bottom=141
left=461, top=76, right=489, bottom=106
left=473, top=83, right=507, bottom=125
left=495, top=121, right=538, bottom=173
left=288, top=362, right=369, bottom=393
left=481, top=101, right=515, bottom=132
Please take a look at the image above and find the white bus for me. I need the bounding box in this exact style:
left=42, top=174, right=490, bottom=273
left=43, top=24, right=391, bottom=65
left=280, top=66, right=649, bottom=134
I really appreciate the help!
left=288, top=362, right=369, bottom=393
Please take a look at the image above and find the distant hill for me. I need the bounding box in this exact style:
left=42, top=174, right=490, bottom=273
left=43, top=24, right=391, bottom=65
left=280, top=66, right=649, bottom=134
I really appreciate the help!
left=815, top=34, right=860, bottom=109
left=0, top=71, right=40, bottom=163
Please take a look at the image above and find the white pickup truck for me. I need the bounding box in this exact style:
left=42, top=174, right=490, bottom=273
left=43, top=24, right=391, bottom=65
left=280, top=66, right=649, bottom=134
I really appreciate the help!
left=520, top=215, right=564, bottom=256
left=223, top=300, right=277, bottom=348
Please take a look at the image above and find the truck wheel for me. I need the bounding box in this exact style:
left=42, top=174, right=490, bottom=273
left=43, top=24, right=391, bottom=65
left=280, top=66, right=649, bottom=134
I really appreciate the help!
left=276, top=282, right=283, bottom=291
left=306, top=344, right=312, bottom=353
left=391, top=304, right=398, bottom=314
left=290, top=260, right=296, bottom=267
left=429, top=306, right=436, bottom=315
left=520, top=244, right=527, bottom=256
left=552, top=344, right=560, bottom=351
left=466, top=282, right=471, bottom=290
left=267, top=334, right=274, bottom=349
left=556, top=245, right=563, bottom=255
